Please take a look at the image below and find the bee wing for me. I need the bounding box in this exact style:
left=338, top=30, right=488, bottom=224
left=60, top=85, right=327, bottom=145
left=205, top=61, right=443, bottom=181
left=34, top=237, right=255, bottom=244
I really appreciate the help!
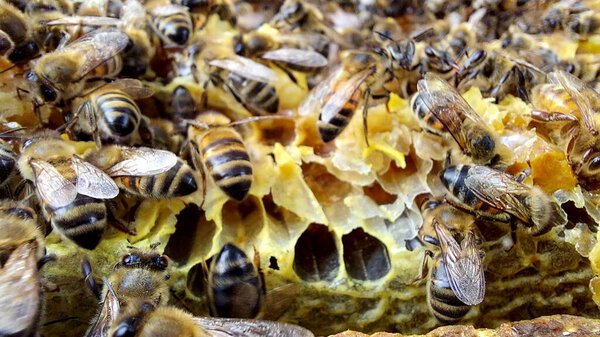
left=64, top=29, right=129, bottom=81
left=101, top=79, right=154, bottom=99
left=549, top=70, right=599, bottom=134
left=319, top=68, right=373, bottom=123
left=261, top=284, right=299, bottom=321
left=83, top=282, right=121, bottom=337
left=30, top=159, right=77, bottom=208
left=150, top=4, right=188, bottom=16
left=463, top=165, right=532, bottom=222
left=106, top=147, right=177, bottom=177
left=0, top=243, right=40, bottom=336
left=298, top=64, right=344, bottom=116
left=43, top=16, right=121, bottom=27
left=276, top=32, right=330, bottom=51
left=261, top=48, right=328, bottom=68
left=417, top=73, right=488, bottom=153
left=433, top=220, right=485, bottom=306
left=72, top=157, right=119, bottom=199
left=193, top=317, right=315, bottom=337
left=208, top=56, right=277, bottom=83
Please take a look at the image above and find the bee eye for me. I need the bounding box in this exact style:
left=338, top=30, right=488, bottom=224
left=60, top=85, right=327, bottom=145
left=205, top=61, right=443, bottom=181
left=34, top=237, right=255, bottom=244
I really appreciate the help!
left=589, top=156, right=600, bottom=171
left=151, top=256, right=168, bottom=270
left=122, top=254, right=141, bottom=266
left=113, top=318, right=138, bottom=337
left=40, top=83, right=57, bottom=102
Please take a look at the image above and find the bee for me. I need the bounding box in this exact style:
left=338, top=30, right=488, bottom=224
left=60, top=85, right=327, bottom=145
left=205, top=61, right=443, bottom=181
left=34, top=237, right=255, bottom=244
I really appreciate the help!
left=118, top=0, right=156, bottom=77
left=87, top=145, right=199, bottom=199
left=567, top=9, right=600, bottom=37
left=206, top=243, right=265, bottom=318
left=66, top=79, right=154, bottom=147
left=456, top=49, right=545, bottom=102
left=26, top=28, right=129, bottom=106
left=0, top=242, right=45, bottom=337
left=187, top=111, right=254, bottom=201
left=16, top=131, right=120, bottom=250
left=410, top=194, right=485, bottom=324
left=0, top=200, right=46, bottom=265
left=415, top=73, right=504, bottom=165
left=147, top=3, right=193, bottom=46
left=107, top=300, right=315, bottom=337
left=530, top=70, right=600, bottom=192
left=555, top=54, right=600, bottom=83
left=200, top=53, right=280, bottom=115
left=440, top=164, right=565, bottom=236
left=0, top=0, right=40, bottom=64
left=83, top=247, right=171, bottom=337
left=234, top=31, right=329, bottom=80
left=0, top=139, right=16, bottom=188
left=143, top=118, right=185, bottom=153
left=170, top=83, right=198, bottom=122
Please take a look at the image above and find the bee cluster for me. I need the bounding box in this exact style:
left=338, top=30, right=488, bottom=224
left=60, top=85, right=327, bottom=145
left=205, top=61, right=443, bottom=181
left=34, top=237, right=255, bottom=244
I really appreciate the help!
left=0, top=0, right=599, bottom=336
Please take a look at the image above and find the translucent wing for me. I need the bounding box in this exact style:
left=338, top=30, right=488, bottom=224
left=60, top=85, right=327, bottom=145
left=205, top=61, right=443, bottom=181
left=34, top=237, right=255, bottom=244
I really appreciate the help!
left=120, top=0, right=146, bottom=28
left=319, top=68, right=373, bottom=123
left=417, top=73, right=489, bottom=153
left=433, top=220, right=485, bottom=306
left=0, top=244, right=40, bottom=336
left=72, top=156, right=119, bottom=199
left=30, top=159, right=77, bottom=208
left=101, top=79, right=154, bottom=99
left=298, top=64, right=343, bottom=116
left=43, top=16, right=121, bottom=27
left=150, top=4, right=188, bottom=16
left=261, top=48, right=328, bottom=67
left=208, top=56, right=277, bottom=83
left=106, top=147, right=177, bottom=177
left=83, top=282, right=120, bottom=337
left=549, top=70, right=599, bottom=134
left=463, top=165, right=532, bottom=222
left=62, top=29, right=129, bottom=81
left=193, top=317, right=315, bottom=337
left=275, top=32, right=329, bottom=53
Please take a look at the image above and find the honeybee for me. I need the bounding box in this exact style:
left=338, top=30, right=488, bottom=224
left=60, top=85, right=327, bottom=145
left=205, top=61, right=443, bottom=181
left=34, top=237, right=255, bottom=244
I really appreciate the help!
left=530, top=70, right=600, bottom=191
left=0, top=200, right=46, bottom=265
left=567, top=9, right=600, bottom=37
left=0, top=242, right=45, bottom=337
left=16, top=131, right=119, bottom=249
left=456, top=49, right=545, bottom=102
left=83, top=247, right=171, bottom=337
left=440, top=164, right=565, bottom=236
left=143, top=118, right=185, bottom=153
left=556, top=54, right=600, bottom=83
left=87, top=145, right=199, bottom=199
left=108, top=300, right=315, bottom=337
left=146, top=3, right=193, bottom=46
left=26, top=28, right=129, bottom=106
left=66, top=79, right=154, bottom=147
left=410, top=194, right=485, bottom=324
left=187, top=111, right=254, bottom=201
left=169, top=83, right=198, bottom=122
left=415, top=73, right=504, bottom=165
left=206, top=243, right=264, bottom=318
left=118, top=0, right=156, bottom=77
left=0, top=0, right=40, bottom=64
left=201, top=53, right=281, bottom=115
left=0, top=139, right=16, bottom=188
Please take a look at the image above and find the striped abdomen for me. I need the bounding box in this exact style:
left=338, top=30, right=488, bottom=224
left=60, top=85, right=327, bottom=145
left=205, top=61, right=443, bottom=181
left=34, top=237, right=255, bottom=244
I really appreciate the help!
left=317, top=83, right=362, bottom=142
left=152, top=12, right=192, bottom=45
left=116, top=158, right=198, bottom=199
left=200, top=127, right=252, bottom=201
left=411, top=93, right=444, bottom=134
left=227, top=73, right=279, bottom=114
left=208, top=243, right=264, bottom=318
left=427, top=259, right=470, bottom=324
left=171, top=85, right=196, bottom=120
left=87, top=55, right=123, bottom=79
left=44, top=195, right=106, bottom=250
left=440, top=165, right=510, bottom=222
left=94, top=90, right=142, bottom=140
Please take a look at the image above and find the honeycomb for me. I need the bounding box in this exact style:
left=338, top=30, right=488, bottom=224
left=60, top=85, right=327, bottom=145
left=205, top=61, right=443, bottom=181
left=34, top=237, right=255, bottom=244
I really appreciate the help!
left=0, top=1, right=599, bottom=336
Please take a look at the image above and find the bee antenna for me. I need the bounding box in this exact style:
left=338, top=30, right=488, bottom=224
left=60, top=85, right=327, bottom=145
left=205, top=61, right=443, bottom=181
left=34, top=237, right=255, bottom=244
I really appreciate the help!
left=43, top=316, right=80, bottom=326
left=0, top=127, right=26, bottom=137
left=0, top=63, right=18, bottom=74
left=411, top=28, right=434, bottom=42
left=102, top=278, right=119, bottom=299
left=373, top=31, right=394, bottom=42
left=149, top=242, right=161, bottom=249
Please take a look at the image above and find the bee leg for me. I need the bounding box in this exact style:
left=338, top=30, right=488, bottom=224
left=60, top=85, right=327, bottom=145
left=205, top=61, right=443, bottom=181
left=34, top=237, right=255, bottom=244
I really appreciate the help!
left=514, top=168, right=531, bottom=183
left=490, top=68, right=512, bottom=102
left=37, top=254, right=56, bottom=270
left=253, top=247, right=267, bottom=296
left=514, top=67, right=530, bottom=102
left=106, top=200, right=138, bottom=236
left=466, top=69, right=481, bottom=81
left=362, top=88, right=371, bottom=147
left=82, top=258, right=101, bottom=299
left=56, top=32, right=72, bottom=50
left=407, top=250, right=433, bottom=285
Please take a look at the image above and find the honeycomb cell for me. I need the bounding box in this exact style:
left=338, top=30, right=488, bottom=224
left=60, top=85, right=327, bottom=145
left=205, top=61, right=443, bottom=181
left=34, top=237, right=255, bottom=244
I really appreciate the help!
left=164, top=204, right=216, bottom=266
left=186, top=261, right=207, bottom=298
left=293, top=223, right=340, bottom=282
left=342, top=228, right=391, bottom=281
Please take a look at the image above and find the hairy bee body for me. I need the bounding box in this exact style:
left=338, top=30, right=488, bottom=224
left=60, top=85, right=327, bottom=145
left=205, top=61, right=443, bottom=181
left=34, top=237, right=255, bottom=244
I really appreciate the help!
left=0, top=140, right=16, bottom=186
left=223, top=71, right=279, bottom=114
left=171, top=85, right=197, bottom=121
left=0, top=200, right=44, bottom=265
left=318, top=81, right=364, bottom=142
left=86, top=55, right=123, bottom=79
left=0, top=0, right=39, bottom=63
left=427, top=258, right=471, bottom=324
left=410, top=93, right=445, bottom=135
left=149, top=5, right=193, bottom=46
left=207, top=243, right=264, bottom=318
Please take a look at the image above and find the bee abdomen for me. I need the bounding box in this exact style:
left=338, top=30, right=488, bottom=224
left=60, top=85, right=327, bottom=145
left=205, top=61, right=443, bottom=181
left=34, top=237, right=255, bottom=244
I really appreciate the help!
left=318, top=89, right=361, bottom=142
left=171, top=85, right=196, bottom=119
left=88, top=55, right=122, bottom=78
left=428, top=262, right=470, bottom=324
left=47, top=195, right=106, bottom=250
left=201, top=129, right=252, bottom=201
left=96, top=91, right=141, bottom=137
left=118, top=159, right=198, bottom=199
left=154, top=13, right=192, bottom=45
left=230, top=75, right=279, bottom=114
